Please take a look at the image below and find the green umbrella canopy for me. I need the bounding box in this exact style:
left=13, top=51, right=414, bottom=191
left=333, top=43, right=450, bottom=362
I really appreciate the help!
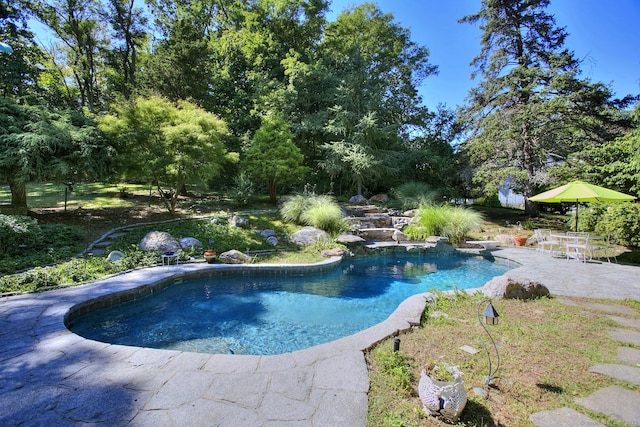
left=529, top=181, right=636, bottom=231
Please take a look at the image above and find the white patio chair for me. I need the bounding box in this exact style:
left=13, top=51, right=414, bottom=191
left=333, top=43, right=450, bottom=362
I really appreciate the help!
left=565, top=232, right=589, bottom=262
left=534, top=229, right=559, bottom=254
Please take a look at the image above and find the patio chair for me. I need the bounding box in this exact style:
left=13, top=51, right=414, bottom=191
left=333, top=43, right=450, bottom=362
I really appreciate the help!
left=534, top=229, right=559, bottom=254
left=565, top=232, right=589, bottom=262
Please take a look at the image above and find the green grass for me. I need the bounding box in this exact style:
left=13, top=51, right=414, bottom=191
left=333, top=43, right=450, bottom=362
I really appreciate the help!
left=367, top=292, right=633, bottom=427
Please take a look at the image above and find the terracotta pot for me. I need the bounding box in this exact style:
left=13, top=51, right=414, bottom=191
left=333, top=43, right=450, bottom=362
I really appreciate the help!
left=203, top=250, right=216, bottom=263
left=513, top=235, right=528, bottom=246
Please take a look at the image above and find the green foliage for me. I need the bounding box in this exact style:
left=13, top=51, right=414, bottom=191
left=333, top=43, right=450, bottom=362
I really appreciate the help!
left=243, top=114, right=307, bottom=203
left=404, top=205, right=484, bottom=244
left=300, top=202, right=347, bottom=234
left=460, top=0, right=626, bottom=215
left=373, top=348, right=415, bottom=393
left=0, top=215, right=42, bottom=254
left=230, top=171, right=255, bottom=206
left=393, top=181, right=438, bottom=209
left=280, top=194, right=347, bottom=233
left=99, top=96, right=231, bottom=212
left=280, top=194, right=309, bottom=223
left=587, top=202, right=640, bottom=247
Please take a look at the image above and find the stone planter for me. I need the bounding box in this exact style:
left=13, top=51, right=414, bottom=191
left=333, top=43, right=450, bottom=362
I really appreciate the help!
left=418, top=366, right=467, bottom=421
left=513, top=235, right=528, bottom=246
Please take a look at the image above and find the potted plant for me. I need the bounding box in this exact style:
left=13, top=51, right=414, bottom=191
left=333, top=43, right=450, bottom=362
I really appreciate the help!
left=204, top=239, right=216, bottom=263
left=418, top=361, right=467, bottom=421
left=513, top=221, right=528, bottom=246
left=513, top=235, right=528, bottom=246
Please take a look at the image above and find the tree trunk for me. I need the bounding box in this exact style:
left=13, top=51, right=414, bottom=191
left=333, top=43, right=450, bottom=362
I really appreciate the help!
left=268, top=178, right=277, bottom=204
left=7, top=176, right=28, bottom=209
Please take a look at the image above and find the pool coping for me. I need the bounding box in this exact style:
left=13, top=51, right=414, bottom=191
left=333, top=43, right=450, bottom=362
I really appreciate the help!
left=3, top=248, right=640, bottom=425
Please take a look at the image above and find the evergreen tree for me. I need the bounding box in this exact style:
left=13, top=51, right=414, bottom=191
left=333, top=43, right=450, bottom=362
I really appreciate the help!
left=459, top=0, right=629, bottom=213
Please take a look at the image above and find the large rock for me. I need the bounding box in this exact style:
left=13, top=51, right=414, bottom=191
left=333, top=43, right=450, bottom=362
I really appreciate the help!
left=140, top=231, right=181, bottom=253
left=289, top=226, right=330, bottom=246
left=321, top=248, right=345, bottom=257
left=482, top=276, right=550, bottom=300
left=368, top=193, right=389, bottom=204
left=336, top=234, right=366, bottom=245
left=349, top=194, right=367, bottom=204
left=230, top=215, right=250, bottom=228
left=180, top=237, right=202, bottom=251
left=219, top=250, right=252, bottom=264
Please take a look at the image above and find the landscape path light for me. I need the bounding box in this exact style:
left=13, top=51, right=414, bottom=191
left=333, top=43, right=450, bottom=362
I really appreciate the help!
left=477, top=299, right=500, bottom=385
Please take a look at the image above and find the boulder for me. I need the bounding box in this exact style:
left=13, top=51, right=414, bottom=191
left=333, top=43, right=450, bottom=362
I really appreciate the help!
left=219, top=249, right=252, bottom=264
left=392, top=229, right=409, bottom=244
left=349, top=194, right=367, bottom=204
left=266, top=236, right=278, bottom=246
left=482, top=276, right=550, bottom=300
left=180, top=237, right=202, bottom=251
left=336, top=234, right=366, bottom=245
left=257, top=229, right=277, bottom=238
left=230, top=215, right=250, bottom=228
left=140, top=231, right=181, bottom=253
left=368, top=193, right=389, bottom=204
left=289, top=226, right=330, bottom=246
left=321, top=248, right=345, bottom=257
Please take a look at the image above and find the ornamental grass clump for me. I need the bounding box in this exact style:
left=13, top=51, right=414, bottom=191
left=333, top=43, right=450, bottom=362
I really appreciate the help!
left=404, top=204, right=484, bottom=244
left=394, top=181, right=440, bottom=209
left=280, top=194, right=347, bottom=233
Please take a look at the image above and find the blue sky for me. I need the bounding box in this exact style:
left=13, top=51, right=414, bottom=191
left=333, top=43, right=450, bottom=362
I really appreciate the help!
left=326, top=0, right=640, bottom=111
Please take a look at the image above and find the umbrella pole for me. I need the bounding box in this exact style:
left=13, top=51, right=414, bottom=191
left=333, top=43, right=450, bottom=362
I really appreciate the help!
left=575, top=201, right=579, bottom=232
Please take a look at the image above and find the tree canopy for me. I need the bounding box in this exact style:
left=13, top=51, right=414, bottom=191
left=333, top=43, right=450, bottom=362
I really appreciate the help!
left=459, top=0, right=632, bottom=213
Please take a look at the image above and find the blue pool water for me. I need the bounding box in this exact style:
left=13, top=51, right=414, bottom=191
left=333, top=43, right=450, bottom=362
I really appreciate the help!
left=68, top=254, right=511, bottom=355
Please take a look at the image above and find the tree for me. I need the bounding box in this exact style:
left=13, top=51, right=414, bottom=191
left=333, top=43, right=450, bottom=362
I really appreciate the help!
left=98, top=96, right=231, bottom=213
left=0, top=0, right=45, bottom=98
left=318, top=3, right=436, bottom=195
left=243, top=114, right=307, bottom=203
left=0, top=98, right=110, bottom=209
left=102, top=0, right=148, bottom=100
left=582, top=105, right=640, bottom=197
left=459, top=0, right=629, bottom=214
left=32, top=0, right=106, bottom=111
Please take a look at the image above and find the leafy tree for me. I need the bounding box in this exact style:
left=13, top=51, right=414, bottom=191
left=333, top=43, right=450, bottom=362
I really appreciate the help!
left=0, top=0, right=45, bottom=99
left=243, top=114, right=307, bottom=203
left=318, top=3, right=436, bottom=195
left=0, top=98, right=110, bottom=209
left=98, top=96, right=231, bottom=213
left=102, top=0, right=148, bottom=100
left=582, top=105, right=640, bottom=197
left=32, top=0, right=107, bottom=111
left=459, top=0, right=630, bottom=214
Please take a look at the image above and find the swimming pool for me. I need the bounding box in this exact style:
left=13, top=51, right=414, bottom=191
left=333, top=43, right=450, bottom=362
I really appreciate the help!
left=68, top=254, right=512, bottom=355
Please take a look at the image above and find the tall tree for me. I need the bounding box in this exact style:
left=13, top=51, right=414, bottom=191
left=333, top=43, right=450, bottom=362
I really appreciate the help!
left=318, top=3, right=436, bottom=195
left=0, top=98, right=110, bottom=209
left=0, top=0, right=44, bottom=98
left=459, top=0, right=630, bottom=214
left=102, top=0, right=148, bottom=100
left=32, top=0, right=106, bottom=111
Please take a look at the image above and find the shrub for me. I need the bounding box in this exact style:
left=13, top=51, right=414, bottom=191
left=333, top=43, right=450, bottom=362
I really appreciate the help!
left=231, top=171, right=254, bottom=206
left=280, top=194, right=308, bottom=223
left=595, top=202, right=640, bottom=247
left=404, top=204, right=484, bottom=244
left=280, top=194, right=347, bottom=233
left=393, top=181, right=438, bottom=209
left=0, top=214, right=43, bottom=254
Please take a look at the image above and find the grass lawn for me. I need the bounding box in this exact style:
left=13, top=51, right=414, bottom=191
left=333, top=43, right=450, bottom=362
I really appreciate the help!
left=367, top=292, right=638, bottom=427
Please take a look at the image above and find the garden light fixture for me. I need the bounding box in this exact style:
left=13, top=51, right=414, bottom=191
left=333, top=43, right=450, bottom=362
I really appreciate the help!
left=477, top=299, right=501, bottom=385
